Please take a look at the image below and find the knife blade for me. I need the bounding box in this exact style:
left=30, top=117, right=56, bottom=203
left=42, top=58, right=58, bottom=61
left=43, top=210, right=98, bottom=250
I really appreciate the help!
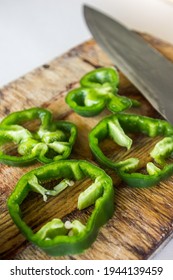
left=84, top=5, right=173, bottom=124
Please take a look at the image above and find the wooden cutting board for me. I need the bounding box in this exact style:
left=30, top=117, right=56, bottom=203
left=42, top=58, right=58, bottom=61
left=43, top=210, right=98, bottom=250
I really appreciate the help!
left=1, top=34, right=173, bottom=260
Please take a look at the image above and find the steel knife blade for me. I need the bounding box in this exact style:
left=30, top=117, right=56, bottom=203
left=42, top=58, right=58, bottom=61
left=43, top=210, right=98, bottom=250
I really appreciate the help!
left=84, top=5, right=173, bottom=123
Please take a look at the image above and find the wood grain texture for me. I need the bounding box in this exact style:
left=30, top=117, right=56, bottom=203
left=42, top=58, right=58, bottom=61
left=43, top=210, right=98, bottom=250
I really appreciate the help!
left=0, top=34, right=173, bottom=260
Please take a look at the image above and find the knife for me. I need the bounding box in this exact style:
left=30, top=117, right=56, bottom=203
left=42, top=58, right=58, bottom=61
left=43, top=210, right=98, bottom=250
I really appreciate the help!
left=84, top=5, right=173, bottom=124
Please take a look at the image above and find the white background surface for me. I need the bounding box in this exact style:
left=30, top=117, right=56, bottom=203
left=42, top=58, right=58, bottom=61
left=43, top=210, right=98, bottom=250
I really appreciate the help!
left=0, top=0, right=173, bottom=260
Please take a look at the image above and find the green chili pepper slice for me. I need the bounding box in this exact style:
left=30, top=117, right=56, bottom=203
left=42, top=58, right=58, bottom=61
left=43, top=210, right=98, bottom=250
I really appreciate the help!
left=0, top=108, right=77, bottom=166
left=89, top=113, right=173, bottom=187
left=7, top=160, right=114, bottom=256
left=65, top=67, right=140, bottom=117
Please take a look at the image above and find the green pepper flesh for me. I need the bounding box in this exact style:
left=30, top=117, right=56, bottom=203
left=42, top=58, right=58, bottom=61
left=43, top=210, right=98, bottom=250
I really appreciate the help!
left=7, top=160, right=114, bottom=256
left=0, top=108, right=77, bottom=166
left=89, top=113, right=173, bottom=187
